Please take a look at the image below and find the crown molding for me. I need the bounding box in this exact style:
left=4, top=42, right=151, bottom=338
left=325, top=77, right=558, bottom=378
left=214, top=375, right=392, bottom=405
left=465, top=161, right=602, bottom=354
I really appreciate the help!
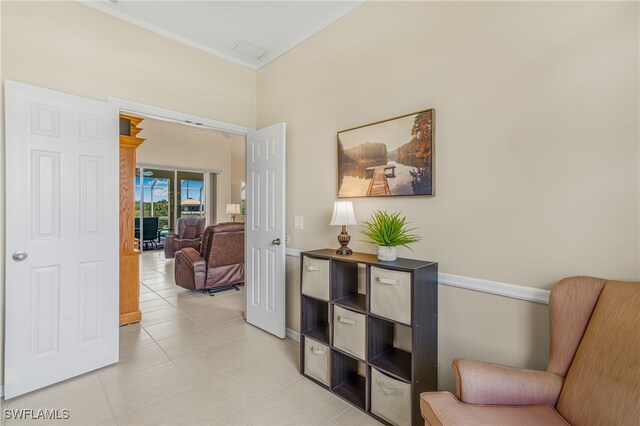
left=81, top=1, right=364, bottom=71
left=255, top=1, right=365, bottom=70
left=80, top=1, right=258, bottom=70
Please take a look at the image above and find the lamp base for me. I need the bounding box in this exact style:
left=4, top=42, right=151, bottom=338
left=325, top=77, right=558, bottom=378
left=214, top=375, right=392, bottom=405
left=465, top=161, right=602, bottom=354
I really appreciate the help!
left=336, top=225, right=353, bottom=256
left=336, top=247, right=353, bottom=255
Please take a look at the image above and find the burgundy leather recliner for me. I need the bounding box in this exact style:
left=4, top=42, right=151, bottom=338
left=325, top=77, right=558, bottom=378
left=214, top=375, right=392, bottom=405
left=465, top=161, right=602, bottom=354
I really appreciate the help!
left=174, top=222, right=244, bottom=294
left=163, top=216, right=206, bottom=259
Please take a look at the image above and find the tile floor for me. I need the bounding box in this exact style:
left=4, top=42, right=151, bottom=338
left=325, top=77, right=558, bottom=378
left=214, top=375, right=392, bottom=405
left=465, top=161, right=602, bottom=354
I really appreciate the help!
left=2, top=250, right=381, bottom=426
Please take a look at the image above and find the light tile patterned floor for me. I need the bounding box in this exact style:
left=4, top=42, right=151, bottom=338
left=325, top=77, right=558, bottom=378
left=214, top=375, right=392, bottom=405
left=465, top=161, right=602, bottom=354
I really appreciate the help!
left=2, top=251, right=381, bottom=426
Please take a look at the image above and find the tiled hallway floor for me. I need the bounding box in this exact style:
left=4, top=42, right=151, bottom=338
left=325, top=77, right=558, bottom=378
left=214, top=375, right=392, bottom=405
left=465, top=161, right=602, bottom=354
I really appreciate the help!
left=2, top=251, right=381, bottom=425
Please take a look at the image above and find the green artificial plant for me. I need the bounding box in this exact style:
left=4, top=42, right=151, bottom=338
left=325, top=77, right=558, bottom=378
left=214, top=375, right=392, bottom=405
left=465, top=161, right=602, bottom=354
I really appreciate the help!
left=360, top=210, right=421, bottom=249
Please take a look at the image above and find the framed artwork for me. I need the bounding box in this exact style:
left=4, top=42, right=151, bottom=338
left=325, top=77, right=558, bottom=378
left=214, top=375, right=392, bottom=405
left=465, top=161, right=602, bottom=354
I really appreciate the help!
left=337, top=109, right=434, bottom=198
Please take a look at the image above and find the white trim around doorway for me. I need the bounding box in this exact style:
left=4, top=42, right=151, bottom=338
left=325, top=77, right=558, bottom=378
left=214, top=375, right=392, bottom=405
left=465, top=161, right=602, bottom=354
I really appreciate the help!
left=108, top=97, right=255, bottom=135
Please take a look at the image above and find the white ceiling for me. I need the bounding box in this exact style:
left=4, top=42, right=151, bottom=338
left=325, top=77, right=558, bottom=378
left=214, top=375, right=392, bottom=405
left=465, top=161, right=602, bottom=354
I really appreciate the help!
left=83, top=1, right=364, bottom=70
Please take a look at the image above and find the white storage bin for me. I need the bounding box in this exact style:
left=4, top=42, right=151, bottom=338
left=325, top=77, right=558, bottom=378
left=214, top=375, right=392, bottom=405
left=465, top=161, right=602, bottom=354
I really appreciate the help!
left=304, top=337, right=330, bottom=386
left=302, top=257, right=330, bottom=301
left=370, top=267, right=412, bottom=325
left=333, top=305, right=366, bottom=360
left=371, top=368, right=412, bottom=426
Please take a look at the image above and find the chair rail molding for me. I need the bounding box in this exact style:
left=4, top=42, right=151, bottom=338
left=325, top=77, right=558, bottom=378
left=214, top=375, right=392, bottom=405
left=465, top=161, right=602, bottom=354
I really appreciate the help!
left=285, top=247, right=550, bottom=305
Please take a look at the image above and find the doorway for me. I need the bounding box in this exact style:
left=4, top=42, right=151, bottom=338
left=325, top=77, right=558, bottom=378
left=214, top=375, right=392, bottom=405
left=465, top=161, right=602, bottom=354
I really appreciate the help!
left=113, top=104, right=288, bottom=339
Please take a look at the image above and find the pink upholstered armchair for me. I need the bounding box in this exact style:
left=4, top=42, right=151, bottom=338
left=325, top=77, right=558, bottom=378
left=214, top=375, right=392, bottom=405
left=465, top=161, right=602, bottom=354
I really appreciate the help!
left=421, top=276, right=640, bottom=426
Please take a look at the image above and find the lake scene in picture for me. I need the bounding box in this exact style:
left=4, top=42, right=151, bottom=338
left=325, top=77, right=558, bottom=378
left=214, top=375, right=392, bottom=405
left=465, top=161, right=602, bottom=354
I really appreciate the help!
left=338, top=109, right=434, bottom=198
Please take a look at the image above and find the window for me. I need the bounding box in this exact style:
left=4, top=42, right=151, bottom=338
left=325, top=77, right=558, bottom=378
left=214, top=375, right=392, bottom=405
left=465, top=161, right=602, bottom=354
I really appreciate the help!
left=135, top=167, right=210, bottom=251
left=177, top=170, right=205, bottom=219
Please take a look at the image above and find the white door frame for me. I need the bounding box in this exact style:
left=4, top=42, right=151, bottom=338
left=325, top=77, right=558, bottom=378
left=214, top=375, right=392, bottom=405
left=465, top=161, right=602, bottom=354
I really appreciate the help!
left=108, top=97, right=253, bottom=135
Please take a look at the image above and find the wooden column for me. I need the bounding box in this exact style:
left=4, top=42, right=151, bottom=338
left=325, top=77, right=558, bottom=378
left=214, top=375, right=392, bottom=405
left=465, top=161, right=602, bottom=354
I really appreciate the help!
left=119, top=114, right=145, bottom=326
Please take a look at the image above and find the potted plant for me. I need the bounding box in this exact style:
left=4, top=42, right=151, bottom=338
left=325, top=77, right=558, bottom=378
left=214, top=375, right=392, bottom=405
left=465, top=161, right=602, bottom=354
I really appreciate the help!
left=361, top=210, right=421, bottom=261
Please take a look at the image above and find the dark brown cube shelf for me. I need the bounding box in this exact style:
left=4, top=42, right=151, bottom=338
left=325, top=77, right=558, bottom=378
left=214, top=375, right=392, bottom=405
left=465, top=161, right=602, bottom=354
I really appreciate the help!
left=334, top=293, right=367, bottom=314
left=370, top=347, right=412, bottom=383
left=299, top=249, right=438, bottom=426
left=369, top=315, right=412, bottom=382
left=331, top=349, right=367, bottom=410
left=301, top=295, right=330, bottom=345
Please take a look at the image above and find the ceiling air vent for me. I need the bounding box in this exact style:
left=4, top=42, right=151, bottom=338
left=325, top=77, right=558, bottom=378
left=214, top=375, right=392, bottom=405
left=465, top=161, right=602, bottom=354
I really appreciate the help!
left=231, top=40, right=268, bottom=60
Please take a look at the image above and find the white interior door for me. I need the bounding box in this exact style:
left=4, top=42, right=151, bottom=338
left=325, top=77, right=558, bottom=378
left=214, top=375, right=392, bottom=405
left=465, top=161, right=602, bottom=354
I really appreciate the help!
left=245, top=123, right=286, bottom=338
left=4, top=80, right=119, bottom=399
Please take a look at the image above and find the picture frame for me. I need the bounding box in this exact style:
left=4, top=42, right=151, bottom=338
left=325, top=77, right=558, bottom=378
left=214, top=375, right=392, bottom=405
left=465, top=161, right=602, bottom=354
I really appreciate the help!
left=337, top=109, right=434, bottom=198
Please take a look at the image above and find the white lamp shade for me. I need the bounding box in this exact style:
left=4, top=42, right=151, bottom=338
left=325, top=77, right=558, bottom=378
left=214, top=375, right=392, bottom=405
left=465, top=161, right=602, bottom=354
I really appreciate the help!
left=330, top=201, right=357, bottom=226
left=226, top=203, right=241, bottom=214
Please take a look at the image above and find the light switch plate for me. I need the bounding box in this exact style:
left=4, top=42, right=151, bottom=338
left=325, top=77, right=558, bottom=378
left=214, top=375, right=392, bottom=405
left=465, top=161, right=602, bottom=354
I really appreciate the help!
left=294, top=216, right=304, bottom=230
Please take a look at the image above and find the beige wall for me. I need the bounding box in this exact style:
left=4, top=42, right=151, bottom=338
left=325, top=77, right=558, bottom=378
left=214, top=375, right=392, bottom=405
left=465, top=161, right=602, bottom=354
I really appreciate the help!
left=136, top=118, right=245, bottom=225
left=1, top=2, right=256, bottom=127
left=230, top=138, right=246, bottom=206
left=261, top=1, right=639, bottom=391
left=0, top=1, right=256, bottom=385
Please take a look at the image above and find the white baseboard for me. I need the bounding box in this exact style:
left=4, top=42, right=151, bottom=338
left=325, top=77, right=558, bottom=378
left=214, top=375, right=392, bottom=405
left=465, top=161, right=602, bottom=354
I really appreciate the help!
left=284, top=247, right=550, bottom=304
left=286, top=328, right=300, bottom=342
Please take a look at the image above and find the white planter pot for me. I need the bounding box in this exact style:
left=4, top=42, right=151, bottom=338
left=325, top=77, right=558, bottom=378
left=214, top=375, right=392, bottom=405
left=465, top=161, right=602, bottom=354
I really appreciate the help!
left=377, top=246, right=397, bottom=262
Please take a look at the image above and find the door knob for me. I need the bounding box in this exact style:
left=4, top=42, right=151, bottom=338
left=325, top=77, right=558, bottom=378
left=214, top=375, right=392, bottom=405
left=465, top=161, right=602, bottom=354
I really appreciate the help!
left=12, top=251, right=28, bottom=262
left=272, top=238, right=281, bottom=246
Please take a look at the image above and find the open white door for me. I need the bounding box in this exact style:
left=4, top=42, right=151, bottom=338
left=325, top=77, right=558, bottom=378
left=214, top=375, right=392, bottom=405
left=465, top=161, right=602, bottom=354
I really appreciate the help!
left=4, top=81, right=119, bottom=398
left=245, top=123, right=286, bottom=338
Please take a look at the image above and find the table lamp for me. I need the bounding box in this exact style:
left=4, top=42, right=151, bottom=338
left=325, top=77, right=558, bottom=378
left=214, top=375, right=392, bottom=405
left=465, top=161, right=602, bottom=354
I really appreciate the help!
left=330, top=201, right=357, bottom=255
left=226, top=203, right=241, bottom=222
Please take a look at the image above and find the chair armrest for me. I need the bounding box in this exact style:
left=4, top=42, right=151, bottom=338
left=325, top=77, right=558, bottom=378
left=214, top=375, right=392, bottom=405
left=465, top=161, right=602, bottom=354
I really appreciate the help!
left=164, top=234, right=178, bottom=247
left=452, top=359, right=563, bottom=406
left=174, top=248, right=206, bottom=290
left=163, top=234, right=178, bottom=258
left=176, top=248, right=206, bottom=271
